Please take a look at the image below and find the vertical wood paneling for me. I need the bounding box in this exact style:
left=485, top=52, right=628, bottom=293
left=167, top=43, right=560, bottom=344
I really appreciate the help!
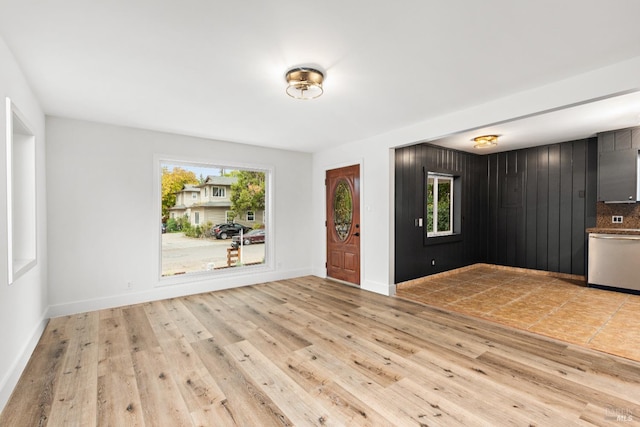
left=516, top=152, right=527, bottom=267
left=486, top=139, right=595, bottom=276
left=395, top=138, right=596, bottom=282
left=497, top=153, right=508, bottom=264
left=559, top=143, right=573, bottom=273
left=536, top=147, right=549, bottom=271
left=571, top=140, right=586, bottom=274
left=525, top=149, right=538, bottom=269
left=394, top=144, right=484, bottom=283
left=487, top=155, right=499, bottom=263
left=547, top=145, right=561, bottom=272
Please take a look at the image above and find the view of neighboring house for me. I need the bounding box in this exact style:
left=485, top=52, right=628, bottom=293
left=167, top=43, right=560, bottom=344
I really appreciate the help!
left=168, top=175, right=264, bottom=227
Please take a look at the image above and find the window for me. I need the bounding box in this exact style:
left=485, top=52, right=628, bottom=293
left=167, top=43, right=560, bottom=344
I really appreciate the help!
left=6, top=98, right=37, bottom=284
left=426, top=173, right=453, bottom=236
left=159, top=160, right=269, bottom=278
left=192, top=192, right=197, bottom=199
left=212, top=186, right=226, bottom=197
left=204, top=188, right=208, bottom=197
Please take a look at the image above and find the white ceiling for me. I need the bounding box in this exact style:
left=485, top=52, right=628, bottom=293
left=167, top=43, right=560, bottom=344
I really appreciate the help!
left=429, top=90, right=640, bottom=153
left=2, top=1, right=640, bottom=153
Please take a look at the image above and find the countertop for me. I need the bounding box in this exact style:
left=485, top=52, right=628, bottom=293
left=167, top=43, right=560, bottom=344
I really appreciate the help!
left=586, top=227, right=640, bottom=235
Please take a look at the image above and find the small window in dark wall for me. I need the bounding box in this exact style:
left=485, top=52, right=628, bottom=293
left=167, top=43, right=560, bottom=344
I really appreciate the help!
left=425, top=171, right=462, bottom=244
left=426, top=173, right=454, bottom=236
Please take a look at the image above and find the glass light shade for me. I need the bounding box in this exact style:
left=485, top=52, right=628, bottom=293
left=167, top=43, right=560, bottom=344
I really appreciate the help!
left=285, top=68, right=324, bottom=100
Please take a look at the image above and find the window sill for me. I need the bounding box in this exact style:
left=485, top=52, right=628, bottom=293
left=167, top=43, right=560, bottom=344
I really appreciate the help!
left=425, top=233, right=462, bottom=246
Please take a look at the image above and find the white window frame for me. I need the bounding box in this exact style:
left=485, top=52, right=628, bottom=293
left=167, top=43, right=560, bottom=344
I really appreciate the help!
left=155, top=156, right=273, bottom=286
left=194, top=211, right=200, bottom=225
left=212, top=186, right=226, bottom=198
left=246, top=211, right=255, bottom=221
left=427, top=173, right=454, bottom=237
left=191, top=192, right=197, bottom=199
left=225, top=210, right=233, bottom=223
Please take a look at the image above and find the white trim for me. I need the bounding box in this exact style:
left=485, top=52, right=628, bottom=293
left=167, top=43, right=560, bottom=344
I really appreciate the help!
left=362, top=279, right=395, bottom=296
left=6, top=98, right=12, bottom=284
left=0, top=315, right=47, bottom=412
left=211, top=186, right=226, bottom=198
left=153, top=154, right=275, bottom=286
left=5, top=97, right=37, bottom=284
left=426, top=173, right=454, bottom=237
left=47, top=268, right=309, bottom=317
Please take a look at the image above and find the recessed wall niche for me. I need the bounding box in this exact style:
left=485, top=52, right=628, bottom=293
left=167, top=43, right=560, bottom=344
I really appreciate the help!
left=6, top=98, right=36, bottom=284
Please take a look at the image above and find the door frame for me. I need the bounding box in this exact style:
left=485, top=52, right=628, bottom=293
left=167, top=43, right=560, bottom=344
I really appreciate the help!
left=324, top=160, right=364, bottom=286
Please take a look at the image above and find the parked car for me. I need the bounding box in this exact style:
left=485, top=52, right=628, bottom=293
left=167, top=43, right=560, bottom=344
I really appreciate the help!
left=161, top=223, right=167, bottom=233
left=231, top=229, right=265, bottom=248
left=211, top=222, right=252, bottom=239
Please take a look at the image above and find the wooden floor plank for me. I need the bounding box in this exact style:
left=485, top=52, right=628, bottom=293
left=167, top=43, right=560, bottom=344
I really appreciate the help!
left=2, top=276, right=640, bottom=426
left=192, top=337, right=294, bottom=426
left=47, top=312, right=100, bottom=426
left=131, top=346, right=194, bottom=426
left=0, top=317, right=66, bottom=427
left=97, top=315, right=145, bottom=426
left=143, top=301, right=227, bottom=413
left=163, top=297, right=214, bottom=343
left=224, top=340, right=338, bottom=426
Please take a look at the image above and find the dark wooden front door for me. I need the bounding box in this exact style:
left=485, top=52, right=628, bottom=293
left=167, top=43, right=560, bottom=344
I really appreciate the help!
left=326, top=164, right=360, bottom=285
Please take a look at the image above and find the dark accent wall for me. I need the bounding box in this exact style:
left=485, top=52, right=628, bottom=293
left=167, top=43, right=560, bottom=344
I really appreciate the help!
left=394, top=138, right=597, bottom=283
left=485, top=138, right=597, bottom=275
left=395, top=144, right=486, bottom=283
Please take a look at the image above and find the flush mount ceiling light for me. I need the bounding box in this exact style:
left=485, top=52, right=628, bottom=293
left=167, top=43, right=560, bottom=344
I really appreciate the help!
left=473, top=135, right=498, bottom=149
left=285, top=67, right=324, bottom=100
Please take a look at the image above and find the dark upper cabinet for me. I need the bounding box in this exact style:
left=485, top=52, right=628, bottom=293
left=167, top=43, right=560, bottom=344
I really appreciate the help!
left=597, top=128, right=640, bottom=202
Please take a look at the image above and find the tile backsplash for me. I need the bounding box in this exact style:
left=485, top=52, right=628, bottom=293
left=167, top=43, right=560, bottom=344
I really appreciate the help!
left=596, top=202, right=640, bottom=228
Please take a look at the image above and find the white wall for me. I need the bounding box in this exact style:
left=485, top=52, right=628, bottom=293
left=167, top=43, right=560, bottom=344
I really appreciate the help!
left=312, top=55, right=640, bottom=296
left=46, top=117, right=312, bottom=315
left=0, top=38, right=48, bottom=410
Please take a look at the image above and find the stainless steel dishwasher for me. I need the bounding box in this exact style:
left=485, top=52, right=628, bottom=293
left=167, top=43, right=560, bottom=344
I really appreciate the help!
left=588, top=233, right=640, bottom=291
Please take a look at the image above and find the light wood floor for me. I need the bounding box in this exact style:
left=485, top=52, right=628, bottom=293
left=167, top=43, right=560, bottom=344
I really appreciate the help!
left=2, top=276, right=639, bottom=426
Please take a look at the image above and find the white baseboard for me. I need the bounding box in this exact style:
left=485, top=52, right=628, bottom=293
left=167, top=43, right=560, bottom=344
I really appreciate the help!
left=361, top=279, right=394, bottom=296
left=47, top=268, right=313, bottom=318
left=0, top=315, right=48, bottom=413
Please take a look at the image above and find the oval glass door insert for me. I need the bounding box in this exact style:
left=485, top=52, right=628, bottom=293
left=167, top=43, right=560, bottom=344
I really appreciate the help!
left=333, top=180, right=353, bottom=241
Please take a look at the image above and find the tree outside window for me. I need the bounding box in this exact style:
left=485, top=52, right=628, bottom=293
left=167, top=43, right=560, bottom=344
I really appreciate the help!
left=426, top=174, right=453, bottom=236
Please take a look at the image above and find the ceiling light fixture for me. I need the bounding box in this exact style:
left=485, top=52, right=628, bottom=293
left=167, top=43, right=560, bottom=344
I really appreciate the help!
left=285, top=67, right=324, bottom=100
left=473, top=135, right=498, bottom=149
